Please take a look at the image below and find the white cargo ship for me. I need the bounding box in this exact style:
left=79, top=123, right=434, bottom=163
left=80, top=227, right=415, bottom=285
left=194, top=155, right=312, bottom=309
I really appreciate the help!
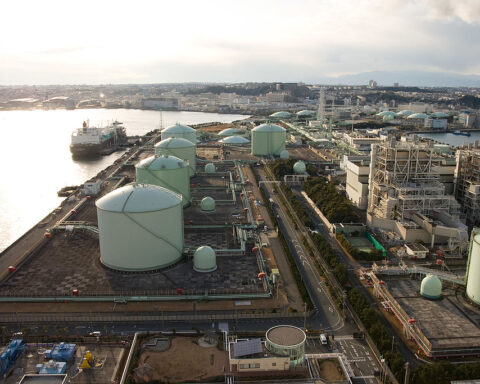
left=70, top=120, right=127, bottom=157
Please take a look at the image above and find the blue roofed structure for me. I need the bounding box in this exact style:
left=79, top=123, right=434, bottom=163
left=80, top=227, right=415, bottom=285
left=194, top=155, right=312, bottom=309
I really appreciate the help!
left=45, top=343, right=76, bottom=362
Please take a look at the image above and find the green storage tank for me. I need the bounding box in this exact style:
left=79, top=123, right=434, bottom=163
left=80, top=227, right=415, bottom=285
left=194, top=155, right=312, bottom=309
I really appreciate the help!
left=155, top=137, right=197, bottom=176
left=193, top=246, right=217, bottom=272
left=251, top=123, right=286, bottom=156
left=136, top=155, right=191, bottom=207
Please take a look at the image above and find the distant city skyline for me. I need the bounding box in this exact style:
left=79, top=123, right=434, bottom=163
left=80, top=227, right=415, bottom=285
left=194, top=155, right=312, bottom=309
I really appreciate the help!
left=1, top=0, right=480, bottom=85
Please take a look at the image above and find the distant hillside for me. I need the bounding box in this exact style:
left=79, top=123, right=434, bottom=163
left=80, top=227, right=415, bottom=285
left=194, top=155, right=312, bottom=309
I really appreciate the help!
left=317, top=70, right=480, bottom=87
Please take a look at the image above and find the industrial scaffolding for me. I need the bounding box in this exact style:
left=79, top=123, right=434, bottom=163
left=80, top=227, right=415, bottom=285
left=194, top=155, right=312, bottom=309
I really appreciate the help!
left=455, top=149, right=480, bottom=225
left=368, top=139, right=460, bottom=220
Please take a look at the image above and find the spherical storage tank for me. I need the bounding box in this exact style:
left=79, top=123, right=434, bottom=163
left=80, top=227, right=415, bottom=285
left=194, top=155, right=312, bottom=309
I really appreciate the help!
left=251, top=123, right=286, bottom=156
left=279, top=150, right=290, bottom=159
left=200, top=196, right=215, bottom=212
left=466, top=232, right=480, bottom=305
left=136, top=155, right=190, bottom=207
left=205, top=163, right=216, bottom=173
left=266, top=325, right=306, bottom=366
left=193, top=246, right=217, bottom=272
left=96, top=184, right=184, bottom=271
left=420, top=274, right=442, bottom=299
left=293, top=161, right=306, bottom=174
left=161, top=124, right=196, bottom=144
left=155, top=137, right=196, bottom=176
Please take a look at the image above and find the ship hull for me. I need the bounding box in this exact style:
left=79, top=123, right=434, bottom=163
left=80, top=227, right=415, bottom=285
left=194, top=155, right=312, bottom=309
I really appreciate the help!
left=70, top=143, right=104, bottom=158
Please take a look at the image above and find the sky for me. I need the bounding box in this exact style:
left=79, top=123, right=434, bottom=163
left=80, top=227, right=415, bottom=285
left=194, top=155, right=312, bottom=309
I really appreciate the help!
left=1, top=0, right=480, bottom=85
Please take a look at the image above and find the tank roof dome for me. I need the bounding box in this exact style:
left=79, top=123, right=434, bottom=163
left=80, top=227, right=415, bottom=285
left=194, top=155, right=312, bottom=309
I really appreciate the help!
left=96, top=183, right=181, bottom=213
left=219, top=135, right=250, bottom=144
left=205, top=163, right=216, bottom=172
left=155, top=137, right=194, bottom=149
left=193, top=246, right=217, bottom=272
left=398, top=110, right=414, bottom=116
left=218, top=128, right=242, bottom=137
left=420, top=274, right=442, bottom=299
left=162, top=123, right=195, bottom=133
left=200, top=196, right=215, bottom=212
left=252, top=123, right=286, bottom=132
left=270, top=111, right=291, bottom=118
left=407, top=113, right=429, bottom=119
left=136, top=155, right=187, bottom=170
left=431, top=112, right=449, bottom=118
left=296, top=110, right=315, bottom=116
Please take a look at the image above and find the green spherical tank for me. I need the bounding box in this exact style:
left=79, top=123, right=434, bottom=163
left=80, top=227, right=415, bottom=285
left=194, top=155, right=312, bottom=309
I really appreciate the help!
left=161, top=124, right=197, bottom=144
left=279, top=150, right=290, bottom=159
left=251, top=123, right=286, bottom=156
left=193, top=246, right=217, bottom=272
left=136, top=155, right=191, bottom=207
left=293, top=161, right=306, bottom=174
left=155, top=137, right=197, bottom=177
left=205, top=163, right=216, bottom=173
left=420, top=274, right=442, bottom=299
left=200, top=196, right=215, bottom=212
left=96, top=183, right=184, bottom=271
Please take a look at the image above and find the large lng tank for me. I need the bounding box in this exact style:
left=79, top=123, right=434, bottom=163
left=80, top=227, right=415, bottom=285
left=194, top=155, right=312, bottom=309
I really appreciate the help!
left=96, top=183, right=184, bottom=271
left=135, top=155, right=191, bottom=207
left=466, top=230, right=480, bottom=305
left=251, top=123, right=286, bottom=156
left=161, top=124, right=197, bottom=144
left=155, top=137, right=196, bottom=176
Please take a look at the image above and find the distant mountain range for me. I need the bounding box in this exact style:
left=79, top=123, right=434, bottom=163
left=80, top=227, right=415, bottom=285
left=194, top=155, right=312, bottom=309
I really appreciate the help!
left=316, top=71, right=480, bottom=87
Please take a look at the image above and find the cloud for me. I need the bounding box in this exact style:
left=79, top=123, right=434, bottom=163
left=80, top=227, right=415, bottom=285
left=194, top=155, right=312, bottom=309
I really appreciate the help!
left=423, top=0, right=480, bottom=24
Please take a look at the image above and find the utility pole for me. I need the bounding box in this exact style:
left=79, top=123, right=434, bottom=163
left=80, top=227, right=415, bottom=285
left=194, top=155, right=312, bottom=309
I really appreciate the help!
left=404, top=362, right=410, bottom=384
left=391, top=335, right=395, bottom=353
left=303, top=302, right=307, bottom=330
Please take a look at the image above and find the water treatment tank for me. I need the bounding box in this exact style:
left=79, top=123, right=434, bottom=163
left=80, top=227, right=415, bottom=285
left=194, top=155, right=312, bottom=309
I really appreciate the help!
left=266, top=325, right=306, bottom=366
left=161, top=124, right=196, bottom=144
left=193, top=246, right=217, bottom=272
left=293, top=161, right=306, bottom=174
left=279, top=150, right=290, bottom=159
left=200, top=196, right=215, bottom=212
left=205, top=163, right=216, bottom=173
left=96, top=184, right=184, bottom=271
left=420, top=274, right=442, bottom=299
left=136, top=155, right=190, bottom=207
left=466, top=230, right=480, bottom=305
left=155, top=137, right=197, bottom=176
left=251, top=123, right=286, bottom=156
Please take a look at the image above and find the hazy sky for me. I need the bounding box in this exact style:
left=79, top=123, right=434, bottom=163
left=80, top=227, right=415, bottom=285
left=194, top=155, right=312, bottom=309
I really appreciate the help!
left=1, top=0, right=479, bottom=84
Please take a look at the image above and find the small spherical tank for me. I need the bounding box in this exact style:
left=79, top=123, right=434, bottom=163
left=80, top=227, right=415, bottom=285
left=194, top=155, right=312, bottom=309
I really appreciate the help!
left=155, top=137, right=197, bottom=177
left=293, top=161, right=307, bottom=174
left=193, top=246, right=217, bottom=272
left=95, top=183, right=184, bottom=272
left=205, top=163, right=216, bottom=173
left=420, top=274, right=442, bottom=299
left=135, top=155, right=191, bottom=207
left=279, top=150, right=290, bottom=159
left=161, top=124, right=197, bottom=144
left=200, top=196, right=215, bottom=212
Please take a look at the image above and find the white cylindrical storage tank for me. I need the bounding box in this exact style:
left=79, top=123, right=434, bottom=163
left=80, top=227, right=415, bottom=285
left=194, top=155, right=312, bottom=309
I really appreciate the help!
left=193, top=246, right=217, bottom=272
left=155, top=137, right=197, bottom=176
left=205, top=163, right=216, bottom=173
left=251, top=123, right=286, bottom=156
left=136, top=155, right=191, bottom=207
left=420, top=274, right=442, bottom=299
left=200, top=196, right=215, bottom=212
left=293, top=161, right=306, bottom=174
left=161, top=124, right=196, bottom=144
left=279, top=150, right=290, bottom=159
left=466, top=232, right=480, bottom=305
left=96, top=183, right=184, bottom=271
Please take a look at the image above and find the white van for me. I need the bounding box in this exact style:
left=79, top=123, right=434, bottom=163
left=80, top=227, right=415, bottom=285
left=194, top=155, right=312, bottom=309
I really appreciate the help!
left=320, top=334, right=328, bottom=345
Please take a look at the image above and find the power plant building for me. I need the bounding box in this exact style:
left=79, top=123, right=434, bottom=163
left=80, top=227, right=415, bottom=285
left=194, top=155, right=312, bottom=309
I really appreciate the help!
left=455, top=148, right=480, bottom=226
left=96, top=184, right=184, bottom=272
left=466, top=228, right=480, bottom=305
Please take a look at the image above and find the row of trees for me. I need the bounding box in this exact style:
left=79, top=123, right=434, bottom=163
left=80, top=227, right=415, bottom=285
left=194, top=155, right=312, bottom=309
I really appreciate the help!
left=304, top=177, right=357, bottom=223
left=280, top=183, right=314, bottom=228
left=308, top=233, right=348, bottom=286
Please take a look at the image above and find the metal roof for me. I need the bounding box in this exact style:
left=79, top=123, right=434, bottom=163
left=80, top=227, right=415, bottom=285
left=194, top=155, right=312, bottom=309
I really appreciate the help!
left=232, top=339, right=263, bottom=357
